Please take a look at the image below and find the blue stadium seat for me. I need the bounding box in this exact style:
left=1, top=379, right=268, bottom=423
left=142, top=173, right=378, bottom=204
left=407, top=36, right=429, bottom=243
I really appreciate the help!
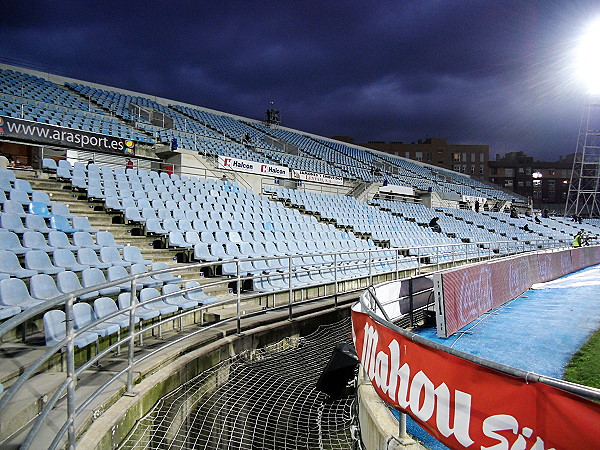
left=150, top=262, right=183, bottom=284
left=24, top=249, right=65, bottom=274
left=99, top=246, right=131, bottom=267
left=77, top=248, right=111, bottom=269
left=47, top=231, right=78, bottom=250
left=183, top=280, right=217, bottom=304
left=29, top=273, right=62, bottom=301
left=43, top=310, right=98, bottom=348
left=71, top=216, right=98, bottom=233
left=3, top=200, right=27, bottom=217
left=73, top=302, right=120, bottom=338
left=10, top=190, right=32, bottom=205
left=0, top=230, right=28, bottom=254
left=162, top=284, right=197, bottom=311
left=129, top=263, right=162, bottom=288
left=94, top=296, right=139, bottom=329
left=123, top=246, right=151, bottom=265
left=81, top=268, right=120, bottom=296
left=0, top=278, right=44, bottom=310
left=53, top=249, right=90, bottom=272
left=50, top=215, right=77, bottom=233
left=73, top=231, right=102, bottom=250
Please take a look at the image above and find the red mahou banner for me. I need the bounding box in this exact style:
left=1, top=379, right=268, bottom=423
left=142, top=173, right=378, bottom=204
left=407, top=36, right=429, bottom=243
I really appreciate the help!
left=352, top=308, right=600, bottom=450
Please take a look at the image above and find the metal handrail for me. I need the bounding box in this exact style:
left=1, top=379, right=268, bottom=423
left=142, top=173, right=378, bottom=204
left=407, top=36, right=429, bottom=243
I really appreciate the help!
left=0, top=238, right=572, bottom=449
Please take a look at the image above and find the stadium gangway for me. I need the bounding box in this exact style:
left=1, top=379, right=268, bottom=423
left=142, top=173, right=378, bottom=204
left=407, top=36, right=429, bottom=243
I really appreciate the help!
left=0, top=238, right=570, bottom=449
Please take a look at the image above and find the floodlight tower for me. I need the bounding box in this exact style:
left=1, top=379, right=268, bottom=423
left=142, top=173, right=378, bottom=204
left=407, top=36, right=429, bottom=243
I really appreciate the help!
left=565, top=95, right=600, bottom=218
left=565, top=19, right=600, bottom=218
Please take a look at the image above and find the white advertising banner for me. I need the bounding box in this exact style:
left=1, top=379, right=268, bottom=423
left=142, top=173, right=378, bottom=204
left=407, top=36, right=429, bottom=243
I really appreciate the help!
left=462, top=194, right=487, bottom=204
left=218, top=155, right=289, bottom=178
left=293, top=170, right=344, bottom=186
left=379, top=184, right=415, bottom=196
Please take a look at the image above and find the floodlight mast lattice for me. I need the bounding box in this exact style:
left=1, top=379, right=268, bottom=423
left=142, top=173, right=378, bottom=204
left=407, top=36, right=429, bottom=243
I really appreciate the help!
left=565, top=94, right=600, bottom=219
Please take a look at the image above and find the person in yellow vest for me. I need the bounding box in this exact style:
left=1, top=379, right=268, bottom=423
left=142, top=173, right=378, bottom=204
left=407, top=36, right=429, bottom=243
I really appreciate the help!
left=573, top=230, right=583, bottom=247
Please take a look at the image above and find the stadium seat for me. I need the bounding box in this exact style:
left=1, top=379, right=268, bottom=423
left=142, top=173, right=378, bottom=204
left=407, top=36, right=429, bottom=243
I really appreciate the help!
left=50, top=203, right=73, bottom=218
left=24, top=250, right=65, bottom=275
left=0, top=213, right=27, bottom=233
left=107, top=265, right=142, bottom=291
left=56, top=270, right=98, bottom=300
left=123, top=246, right=151, bottom=265
left=129, top=263, right=162, bottom=288
left=183, top=280, right=217, bottom=304
left=99, top=247, right=131, bottom=267
left=73, top=231, right=102, bottom=250
left=71, top=216, right=98, bottom=233
left=150, top=262, right=183, bottom=284
left=77, top=248, right=111, bottom=269
left=22, top=231, right=55, bottom=252
left=94, top=296, right=139, bottom=329
left=81, top=268, right=120, bottom=296
left=73, top=302, right=120, bottom=338
left=0, top=304, right=22, bottom=320
left=47, top=231, right=78, bottom=250
left=53, top=249, right=90, bottom=272
left=42, top=158, right=58, bottom=172
left=0, top=278, right=44, bottom=310
left=10, top=190, right=33, bottom=205
left=29, top=273, right=63, bottom=301
left=117, top=292, right=160, bottom=322
left=0, top=230, right=28, bottom=254
left=138, top=288, right=179, bottom=316
left=43, top=310, right=98, bottom=348
left=3, top=200, right=27, bottom=217
left=50, top=215, right=77, bottom=233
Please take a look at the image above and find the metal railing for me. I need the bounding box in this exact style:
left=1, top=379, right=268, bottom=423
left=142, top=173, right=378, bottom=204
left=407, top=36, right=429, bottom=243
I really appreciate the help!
left=0, top=238, right=571, bottom=449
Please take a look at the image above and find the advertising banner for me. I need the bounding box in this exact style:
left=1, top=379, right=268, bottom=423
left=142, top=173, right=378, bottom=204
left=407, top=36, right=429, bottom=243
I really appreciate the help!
left=218, top=155, right=289, bottom=178
left=293, top=169, right=344, bottom=186
left=0, top=115, right=135, bottom=154
left=435, top=248, right=600, bottom=338
left=352, top=308, right=600, bottom=450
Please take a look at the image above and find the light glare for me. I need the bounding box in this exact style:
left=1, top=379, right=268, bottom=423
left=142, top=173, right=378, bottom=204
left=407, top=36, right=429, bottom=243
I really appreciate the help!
left=577, top=19, right=600, bottom=94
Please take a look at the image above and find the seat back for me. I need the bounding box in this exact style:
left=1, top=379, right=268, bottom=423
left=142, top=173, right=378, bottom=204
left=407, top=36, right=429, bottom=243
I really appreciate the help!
left=43, top=310, right=67, bottom=345
left=30, top=273, right=62, bottom=300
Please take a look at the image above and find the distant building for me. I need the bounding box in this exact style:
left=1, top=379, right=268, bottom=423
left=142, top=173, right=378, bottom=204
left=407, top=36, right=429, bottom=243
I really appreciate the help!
left=488, top=151, right=572, bottom=213
left=336, top=136, right=490, bottom=181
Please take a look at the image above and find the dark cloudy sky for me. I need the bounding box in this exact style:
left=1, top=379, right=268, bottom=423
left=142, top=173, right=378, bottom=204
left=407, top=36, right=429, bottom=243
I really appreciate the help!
left=1, top=1, right=599, bottom=161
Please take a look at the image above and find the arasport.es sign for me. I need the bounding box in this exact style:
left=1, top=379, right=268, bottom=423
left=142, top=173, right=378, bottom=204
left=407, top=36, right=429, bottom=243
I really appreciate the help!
left=0, top=115, right=135, bottom=155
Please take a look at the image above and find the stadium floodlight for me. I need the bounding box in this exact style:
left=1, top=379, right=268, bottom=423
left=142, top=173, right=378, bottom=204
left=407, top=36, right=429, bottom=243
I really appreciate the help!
left=576, top=18, right=600, bottom=94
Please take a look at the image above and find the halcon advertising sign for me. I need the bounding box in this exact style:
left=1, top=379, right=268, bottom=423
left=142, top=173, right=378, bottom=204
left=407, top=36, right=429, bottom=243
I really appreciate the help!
left=351, top=308, right=600, bottom=450
left=218, top=155, right=289, bottom=178
left=0, top=115, right=135, bottom=154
